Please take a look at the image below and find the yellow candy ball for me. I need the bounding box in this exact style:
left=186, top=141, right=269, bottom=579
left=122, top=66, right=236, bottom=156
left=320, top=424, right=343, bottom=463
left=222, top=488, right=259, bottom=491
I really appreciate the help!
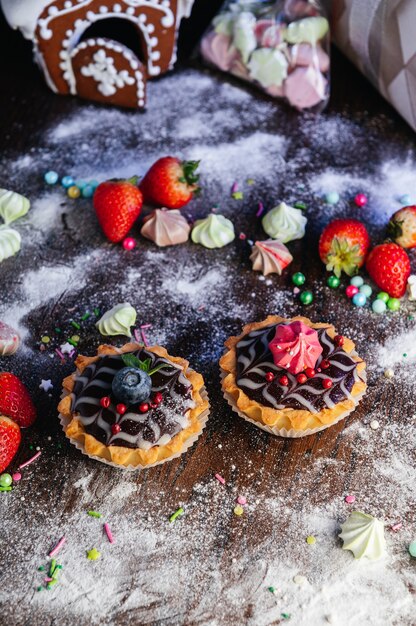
left=67, top=185, right=81, bottom=199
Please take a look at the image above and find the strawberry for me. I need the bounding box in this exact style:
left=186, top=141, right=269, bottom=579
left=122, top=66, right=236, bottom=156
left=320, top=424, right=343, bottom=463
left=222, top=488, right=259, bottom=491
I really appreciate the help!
left=93, top=179, right=143, bottom=243
left=140, top=157, right=200, bottom=210
left=0, top=372, right=37, bottom=428
left=366, top=243, right=411, bottom=298
left=0, top=415, right=21, bottom=473
left=387, top=205, right=416, bottom=249
left=319, top=219, right=370, bottom=277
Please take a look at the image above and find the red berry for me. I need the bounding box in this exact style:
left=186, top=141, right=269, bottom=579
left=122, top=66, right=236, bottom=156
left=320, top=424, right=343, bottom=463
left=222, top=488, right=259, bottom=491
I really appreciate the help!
left=153, top=392, right=163, bottom=404
left=140, top=157, right=200, bottom=210
left=111, top=424, right=121, bottom=435
left=354, top=193, right=368, bottom=207
left=265, top=372, right=275, bottom=382
left=116, top=403, right=127, bottom=415
left=279, top=375, right=289, bottom=386
left=366, top=243, right=411, bottom=298
left=320, top=359, right=330, bottom=369
left=346, top=285, right=359, bottom=298
left=322, top=378, right=333, bottom=389
left=297, top=373, right=308, bottom=384
left=319, top=219, right=370, bottom=277
left=305, top=367, right=315, bottom=378
left=100, top=396, right=111, bottom=409
left=139, top=403, right=149, bottom=413
left=0, top=416, right=21, bottom=473
left=334, top=335, right=344, bottom=346
left=0, top=372, right=37, bottom=428
left=93, top=179, right=143, bottom=243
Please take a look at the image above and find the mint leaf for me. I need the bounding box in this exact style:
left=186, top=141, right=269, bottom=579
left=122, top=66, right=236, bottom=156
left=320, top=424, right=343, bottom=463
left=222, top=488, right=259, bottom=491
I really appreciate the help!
left=121, top=354, right=171, bottom=376
left=148, top=363, right=171, bottom=376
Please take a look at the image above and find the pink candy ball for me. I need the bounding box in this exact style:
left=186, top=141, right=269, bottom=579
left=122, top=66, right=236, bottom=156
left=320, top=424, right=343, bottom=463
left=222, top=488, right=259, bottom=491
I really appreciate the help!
left=346, top=285, right=359, bottom=298
left=12, top=472, right=21, bottom=482
left=345, top=495, right=356, bottom=504
left=237, top=495, right=247, bottom=506
left=354, top=193, right=368, bottom=207
left=122, top=237, right=136, bottom=251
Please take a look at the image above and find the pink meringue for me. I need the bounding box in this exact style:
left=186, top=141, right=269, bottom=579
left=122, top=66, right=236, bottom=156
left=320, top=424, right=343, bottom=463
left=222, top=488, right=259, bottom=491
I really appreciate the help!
left=284, top=65, right=327, bottom=110
left=269, top=321, right=323, bottom=374
left=0, top=320, right=20, bottom=356
left=141, top=209, right=190, bottom=247
left=290, top=43, right=330, bottom=72
left=201, top=32, right=238, bottom=72
left=250, top=240, right=293, bottom=275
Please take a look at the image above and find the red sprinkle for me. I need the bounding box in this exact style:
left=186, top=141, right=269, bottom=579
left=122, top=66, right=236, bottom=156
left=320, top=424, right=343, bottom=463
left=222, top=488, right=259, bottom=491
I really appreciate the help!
left=320, top=359, right=330, bottom=370
left=100, top=396, right=111, bottom=409
left=304, top=367, right=315, bottom=378
left=390, top=522, right=403, bottom=532
left=265, top=372, right=275, bottom=382
left=116, top=403, right=127, bottom=415
left=334, top=335, right=345, bottom=346
left=111, top=424, right=121, bottom=435
left=279, top=375, right=289, bottom=386
left=215, top=473, right=226, bottom=485
left=139, top=402, right=149, bottom=413
left=322, top=378, right=333, bottom=389
left=297, top=373, right=307, bottom=384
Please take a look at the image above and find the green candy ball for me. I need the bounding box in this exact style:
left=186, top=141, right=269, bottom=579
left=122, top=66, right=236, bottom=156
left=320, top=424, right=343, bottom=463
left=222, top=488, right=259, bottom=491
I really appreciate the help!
left=377, top=292, right=390, bottom=303
left=300, top=291, right=314, bottom=305
left=292, top=272, right=306, bottom=287
left=0, top=473, right=12, bottom=488
left=327, top=275, right=340, bottom=289
left=387, top=298, right=400, bottom=311
left=409, top=541, right=416, bottom=558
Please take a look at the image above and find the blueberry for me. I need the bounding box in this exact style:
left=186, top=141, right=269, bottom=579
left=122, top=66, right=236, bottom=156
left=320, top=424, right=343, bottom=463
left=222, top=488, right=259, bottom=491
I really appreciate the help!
left=112, top=367, right=152, bottom=405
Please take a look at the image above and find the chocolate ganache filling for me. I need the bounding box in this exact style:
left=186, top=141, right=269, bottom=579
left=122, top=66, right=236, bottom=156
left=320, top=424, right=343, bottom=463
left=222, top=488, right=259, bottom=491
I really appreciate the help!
left=72, top=349, right=195, bottom=450
left=236, top=325, right=363, bottom=414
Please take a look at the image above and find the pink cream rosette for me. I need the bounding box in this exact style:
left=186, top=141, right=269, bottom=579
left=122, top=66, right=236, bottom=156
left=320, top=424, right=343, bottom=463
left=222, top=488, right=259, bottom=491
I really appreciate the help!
left=269, top=321, right=322, bottom=375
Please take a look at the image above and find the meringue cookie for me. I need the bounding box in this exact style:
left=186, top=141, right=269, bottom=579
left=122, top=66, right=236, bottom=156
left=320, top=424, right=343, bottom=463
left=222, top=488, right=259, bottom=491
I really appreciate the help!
left=248, top=48, right=288, bottom=88
left=0, top=188, right=30, bottom=225
left=284, top=65, right=327, bottom=109
left=141, top=209, right=190, bottom=247
left=232, top=12, right=257, bottom=63
left=407, top=275, right=416, bottom=301
left=96, top=303, right=137, bottom=337
left=213, top=11, right=235, bottom=36
left=250, top=240, right=293, bottom=275
left=0, top=320, right=20, bottom=356
left=191, top=214, right=235, bottom=249
left=0, top=226, right=21, bottom=263
left=339, top=512, right=386, bottom=560
left=262, top=202, right=307, bottom=243
left=201, top=32, right=238, bottom=72
left=268, top=321, right=323, bottom=374
left=290, top=43, right=330, bottom=73
left=285, top=16, right=329, bottom=45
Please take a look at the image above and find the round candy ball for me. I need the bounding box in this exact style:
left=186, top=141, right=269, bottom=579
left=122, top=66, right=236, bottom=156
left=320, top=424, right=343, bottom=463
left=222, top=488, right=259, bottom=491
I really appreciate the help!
left=122, top=237, right=136, bottom=251
left=75, top=179, right=87, bottom=190
left=399, top=194, right=411, bottom=205
left=292, top=272, right=306, bottom=287
left=327, top=275, right=340, bottom=289
left=372, top=299, right=386, bottom=315
left=0, top=473, right=12, bottom=488
left=352, top=292, right=367, bottom=307
left=89, top=180, right=100, bottom=190
left=377, top=292, right=390, bottom=303
left=82, top=185, right=94, bottom=199
left=44, top=170, right=59, bottom=185
left=354, top=193, right=368, bottom=207
left=360, top=284, right=372, bottom=297
left=325, top=191, right=340, bottom=205
left=67, top=185, right=81, bottom=199
left=409, top=541, right=416, bottom=558
left=300, top=291, right=314, bottom=305
left=61, top=175, right=75, bottom=188
left=350, top=276, right=364, bottom=288
left=345, top=285, right=359, bottom=298
left=387, top=297, right=400, bottom=311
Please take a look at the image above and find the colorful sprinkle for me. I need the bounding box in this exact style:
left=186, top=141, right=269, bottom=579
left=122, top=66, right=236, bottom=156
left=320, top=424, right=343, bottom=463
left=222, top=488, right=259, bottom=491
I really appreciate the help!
left=350, top=276, right=364, bottom=287
left=237, top=495, right=247, bottom=505
left=44, top=171, right=59, bottom=185
left=232, top=191, right=244, bottom=200
left=81, top=311, right=91, bottom=321
left=327, top=275, right=340, bottom=289
left=169, top=507, right=184, bottom=523
left=377, top=291, right=390, bottom=303
left=345, top=495, right=356, bottom=504
left=256, top=202, right=264, bottom=217
left=352, top=292, right=366, bottom=307
left=300, top=291, right=314, bottom=305
left=268, top=586, right=277, bottom=594
left=306, top=535, right=316, bottom=545
left=346, top=285, right=359, bottom=298
left=293, top=574, right=307, bottom=585
left=18, top=450, right=41, bottom=469
left=354, top=193, right=368, bottom=207
left=370, top=419, right=380, bottom=430
left=48, top=536, right=66, bottom=558
left=12, top=472, right=21, bottom=482
left=67, top=185, right=81, bottom=199
left=41, top=335, right=50, bottom=343
left=360, top=284, right=372, bottom=297
left=0, top=473, right=12, bottom=488
left=384, top=368, right=394, bottom=379
left=122, top=237, right=136, bottom=251
left=215, top=473, right=226, bottom=485
left=71, top=320, right=81, bottom=330
left=88, top=510, right=102, bottom=518
left=233, top=505, right=244, bottom=516
left=325, top=191, right=339, bottom=205
left=294, top=201, right=307, bottom=210
left=387, top=297, right=400, bottom=311
left=372, top=299, right=387, bottom=315
left=399, top=194, right=411, bottom=205
left=408, top=541, right=416, bottom=557
left=390, top=522, right=402, bottom=532
left=292, top=272, right=306, bottom=287
left=86, top=548, right=101, bottom=561
left=104, top=523, right=114, bottom=544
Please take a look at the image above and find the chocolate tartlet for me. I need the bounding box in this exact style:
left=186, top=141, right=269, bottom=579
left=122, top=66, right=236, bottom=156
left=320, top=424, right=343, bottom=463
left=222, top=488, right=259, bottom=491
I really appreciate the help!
left=220, top=316, right=367, bottom=437
left=58, top=343, right=209, bottom=468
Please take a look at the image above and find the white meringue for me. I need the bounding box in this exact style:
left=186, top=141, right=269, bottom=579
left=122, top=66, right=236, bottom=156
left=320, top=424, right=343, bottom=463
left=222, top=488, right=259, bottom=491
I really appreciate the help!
left=262, top=202, right=307, bottom=243
left=191, top=214, right=235, bottom=249
left=339, top=512, right=386, bottom=560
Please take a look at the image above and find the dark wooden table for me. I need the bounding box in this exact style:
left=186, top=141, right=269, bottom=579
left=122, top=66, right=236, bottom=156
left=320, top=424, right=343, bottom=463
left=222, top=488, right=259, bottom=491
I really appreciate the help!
left=0, top=9, right=415, bottom=626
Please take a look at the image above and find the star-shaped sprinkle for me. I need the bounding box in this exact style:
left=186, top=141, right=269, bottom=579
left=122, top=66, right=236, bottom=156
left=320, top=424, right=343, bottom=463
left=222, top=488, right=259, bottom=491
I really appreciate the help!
left=60, top=342, right=73, bottom=354
left=86, top=548, right=101, bottom=561
left=39, top=379, right=53, bottom=392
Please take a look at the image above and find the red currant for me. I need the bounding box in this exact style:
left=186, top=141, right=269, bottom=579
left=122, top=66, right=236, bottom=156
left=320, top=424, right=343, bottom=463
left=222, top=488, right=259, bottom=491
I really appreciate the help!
left=265, top=372, right=275, bottom=383
left=322, top=378, right=333, bottom=389
left=334, top=335, right=345, bottom=347
left=100, top=396, right=110, bottom=409
left=320, top=359, right=330, bottom=370
left=139, top=402, right=149, bottom=413
left=305, top=367, right=315, bottom=378
left=279, top=375, right=289, bottom=386
left=154, top=392, right=163, bottom=404
left=116, top=403, right=127, bottom=415
left=111, top=424, right=121, bottom=435
left=297, top=373, right=308, bottom=384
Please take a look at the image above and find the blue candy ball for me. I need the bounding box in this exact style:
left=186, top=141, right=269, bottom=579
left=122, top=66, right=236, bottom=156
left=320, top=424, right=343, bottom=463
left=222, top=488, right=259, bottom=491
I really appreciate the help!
left=82, top=185, right=94, bottom=198
left=360, top=284, right=372, bottom=297
left=75, top=179, right=87, bottom=190
left=350, top=276, right=364, bottom=288
left=399, top=194, right=411, bottom=205
left=44, top=171, right=59, bottom=185
left=61, top=175, right=75, bottom=188
left=112, top=367, right=152, bottom=405
left=325, top=191, right=340, bottom=205
left=372, top=299, right=386, bottom=315
left=89, top=180, right=99, bottom=190
left=352, top=293, right=367, bottom=307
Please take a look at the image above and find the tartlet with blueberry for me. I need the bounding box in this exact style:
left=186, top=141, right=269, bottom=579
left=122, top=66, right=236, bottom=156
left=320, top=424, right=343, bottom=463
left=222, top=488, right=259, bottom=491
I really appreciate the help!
left=58, top=343, right=209, bottom=468
left=220, top=315, right=367, bottom=437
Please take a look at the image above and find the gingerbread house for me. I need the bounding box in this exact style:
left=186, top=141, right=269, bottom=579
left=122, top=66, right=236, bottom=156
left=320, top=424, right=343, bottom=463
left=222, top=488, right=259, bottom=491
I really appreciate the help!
left=1, top=0, right=195, bottom=108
